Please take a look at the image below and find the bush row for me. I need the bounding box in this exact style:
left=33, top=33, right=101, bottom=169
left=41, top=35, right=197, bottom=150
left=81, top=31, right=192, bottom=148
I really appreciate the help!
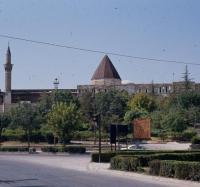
left=138, top=152, right=200, bottom=166
left=41, top=146, right=86, bottom=154
left=72, top=131, right=109, bottom=141
left=0, top=147, right=29, bottom=152
left=110, top=152, right=200, bottom=172
left=91, top=150, right=200, bottom=163
left=110, top=156, right=140, bottom=171
left=192, top=136, right=200, bottom=144
left=2, top=129, right=55, bottom=143
left=149, top=160, right=200, bottom=181
left=170, top=129, right=197, bottom=141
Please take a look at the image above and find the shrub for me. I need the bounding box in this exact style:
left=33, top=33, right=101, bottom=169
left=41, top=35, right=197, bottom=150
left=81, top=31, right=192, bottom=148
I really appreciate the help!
left=73, top=131, right=94, bottom=140
left=174, top=161, right=200, bottom=181
left=159, top=160, right=175, bottom=177
left=191, top=136, right=200, bottom=144
left=136, top=152, right=200, bottom=167
left=91, top=152, right=116, bottom=162
left=182, top=128, right=197, bottom=141
left=2, top=129, right=25, bottom=141
left=149, top=160, right=161, bottom=175
left=62, top=146, right=86, bottom=154
left=41, top=146, right=86, bottom=154
left=171, top=129, right=197, bottom=141
left=0, top=146, right=28, bottom=152
left=170, top=132, right=183, bottom=141
left=110, top=156, right=140, bottom=171
left=149, top=160, right=200, bottom=181
left=44, top=132, right=55, bottom=144
left=91, top=150, right=200, bottom=163
left=41, top=146, right=59, bottom=153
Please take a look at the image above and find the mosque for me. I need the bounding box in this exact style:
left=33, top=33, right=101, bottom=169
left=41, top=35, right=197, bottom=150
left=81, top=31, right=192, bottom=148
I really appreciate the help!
left=0, top=46, right=200, bottom=112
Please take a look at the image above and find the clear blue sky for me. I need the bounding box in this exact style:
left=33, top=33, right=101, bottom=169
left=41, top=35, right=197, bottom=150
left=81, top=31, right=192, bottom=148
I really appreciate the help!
left=0, top=0, right=200, bottom=89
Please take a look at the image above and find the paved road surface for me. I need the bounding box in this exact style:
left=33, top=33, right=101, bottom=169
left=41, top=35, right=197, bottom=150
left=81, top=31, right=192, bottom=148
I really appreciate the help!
left=0, top=154, right=198, bottom=187
left=141, top=142, right=191, bottom=150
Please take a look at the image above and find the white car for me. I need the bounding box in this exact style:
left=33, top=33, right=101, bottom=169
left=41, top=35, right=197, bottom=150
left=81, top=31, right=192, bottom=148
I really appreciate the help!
left=120, top=144, right=145, bottom=150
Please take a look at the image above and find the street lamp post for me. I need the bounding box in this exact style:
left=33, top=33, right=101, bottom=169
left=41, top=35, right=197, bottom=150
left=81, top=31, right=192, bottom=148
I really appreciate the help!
left=93, top=113, right=101, bottom=163
left=53, top=78, right=59, bottom=90
left=53, top=78, right=59, bottom=145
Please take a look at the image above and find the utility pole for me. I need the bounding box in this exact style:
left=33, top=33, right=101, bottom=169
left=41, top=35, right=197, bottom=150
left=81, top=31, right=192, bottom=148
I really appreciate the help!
left=53, top=78, right=59, bottom=145
left=93, top=113, right=101, bottom=163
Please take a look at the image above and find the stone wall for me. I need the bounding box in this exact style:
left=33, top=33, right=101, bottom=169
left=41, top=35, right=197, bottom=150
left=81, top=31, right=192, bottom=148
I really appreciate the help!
left=91, top=78, right=121, bottom=86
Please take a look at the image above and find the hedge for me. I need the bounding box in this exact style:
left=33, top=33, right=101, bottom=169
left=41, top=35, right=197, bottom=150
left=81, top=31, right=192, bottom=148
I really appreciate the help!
left=41, top=146, right=59, bottom=153
left=0, top=147, right=29, bottom=152
left=110, top=152, right=200, bottom=173
left=41, top=146, right=86, bottom=154
left=92, top=152, right=117, bottom=162
left=133, top=152, right=200, bottom=167
left=192, top=136, right=200, bottom=144
left=62, top=146, right=86, bottom=154
left=91, top=150, right=200, bottom=163
left=149, top=160, right=200, bottom=181
left=110, top=156, right=140, bottom=171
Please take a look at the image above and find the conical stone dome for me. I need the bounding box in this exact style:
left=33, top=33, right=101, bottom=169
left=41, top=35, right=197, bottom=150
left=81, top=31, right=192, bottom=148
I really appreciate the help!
left=91, top=55, right=121, bottom=86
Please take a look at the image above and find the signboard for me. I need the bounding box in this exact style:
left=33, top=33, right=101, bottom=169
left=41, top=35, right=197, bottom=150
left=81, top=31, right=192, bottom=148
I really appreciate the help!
left=133, top=118, right=151, bottom=140
left=110, top=124, right=117, bottom=144
left=110, top=124, right=128, bottom=144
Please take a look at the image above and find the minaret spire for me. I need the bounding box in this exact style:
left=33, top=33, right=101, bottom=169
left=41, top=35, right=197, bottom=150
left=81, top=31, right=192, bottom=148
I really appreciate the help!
left=6, top=44, right=11, bottom=64
left=4, top=45, right=13, bottom=92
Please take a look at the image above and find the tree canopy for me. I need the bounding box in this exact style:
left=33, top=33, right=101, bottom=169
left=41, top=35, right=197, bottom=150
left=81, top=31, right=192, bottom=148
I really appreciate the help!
left=10, top=103, right=40, bottom=148
left=47, top=102, right=81, bottom=145
left=0, top=112, right=11, bottom=143
left=128, top=93, right=157, bottom=113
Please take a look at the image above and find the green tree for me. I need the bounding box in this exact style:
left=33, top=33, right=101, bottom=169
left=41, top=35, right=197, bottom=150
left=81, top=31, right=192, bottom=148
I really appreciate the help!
left=124, top=108, right=148, bottom=124
left=176, top=92, right=200, bottom=109
left=95, top=90, right=128, bottom=129
left=129, top=93, right=157, bottom=113
left=96, top=90, right=128, bottom=118
left=0, top=113, right=11, bottom=143
left=38, top=90, right=79, bottom=118
left=79, top=92, right=94, bottom=123
left=38, top=90, right=80, bottom=142
left=161, top=108, right=188, bottom=133
left=47, top=102, right=81, bottom=146
left=10, top=103, right=41, bottom=148
left=151, top=110, right=168, bottom=140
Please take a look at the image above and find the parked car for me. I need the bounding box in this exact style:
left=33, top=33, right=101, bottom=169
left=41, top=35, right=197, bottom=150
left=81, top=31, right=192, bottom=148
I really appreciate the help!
left=120, top=144, right=145, bottom=150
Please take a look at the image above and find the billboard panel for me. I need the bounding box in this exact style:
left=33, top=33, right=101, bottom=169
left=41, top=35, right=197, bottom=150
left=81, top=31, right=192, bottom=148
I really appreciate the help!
left=133, top=118, right=151, bottom=140
left=110, top=124, right=128, bottom=144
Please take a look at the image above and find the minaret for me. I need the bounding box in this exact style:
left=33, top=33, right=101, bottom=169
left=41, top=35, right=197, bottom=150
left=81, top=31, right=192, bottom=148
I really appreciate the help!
left=4, top=45, right=13, bottom=92
left=3, top=45, right=13, bottom=109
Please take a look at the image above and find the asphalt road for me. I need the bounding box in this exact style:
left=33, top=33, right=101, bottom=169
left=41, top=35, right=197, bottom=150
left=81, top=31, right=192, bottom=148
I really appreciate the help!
left=0, top=154, right=198, bottom=187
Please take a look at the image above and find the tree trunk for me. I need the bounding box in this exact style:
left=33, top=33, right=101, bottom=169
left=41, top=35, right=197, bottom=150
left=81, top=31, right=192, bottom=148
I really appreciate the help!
left=26, top=129, right=31, bottom=150
left=0, top=128, right=2, bottom=145
left=94, top=125, right=97, bottom=145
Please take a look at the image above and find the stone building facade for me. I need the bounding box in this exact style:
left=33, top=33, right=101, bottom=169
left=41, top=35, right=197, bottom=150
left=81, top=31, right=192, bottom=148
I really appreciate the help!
left=0, top=47, right=77, bottom=112
left=1, top=47, right=200, bottom=112
left=77, top=55, right=200, bottom=96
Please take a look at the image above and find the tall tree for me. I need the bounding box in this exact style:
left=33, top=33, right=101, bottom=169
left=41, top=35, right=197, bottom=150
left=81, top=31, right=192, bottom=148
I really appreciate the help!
left=47, top=102, right=81, bottom=146
left=10, top=103, right=40, bottom=148
left=161, top=108, right=188, bottom=133
left=128, top=93, right=157, bottom=113
left=0, top=113, right=11, bottom=143
left=79, top=92, right=94, bottom=123
left=95, top=90, right=128, bottom=129
left=38, top=90, right=79, bottom=117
